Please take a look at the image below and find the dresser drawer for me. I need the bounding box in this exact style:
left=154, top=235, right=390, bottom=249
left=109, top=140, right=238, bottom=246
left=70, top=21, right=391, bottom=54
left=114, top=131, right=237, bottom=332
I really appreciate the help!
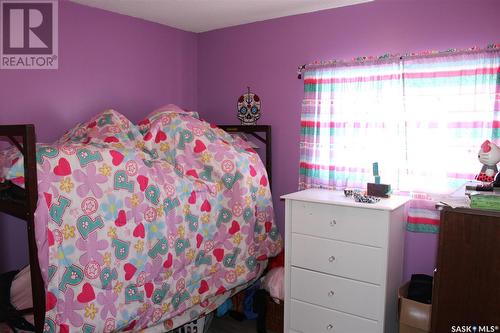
left=291, top=200, right=387, bottom=247
left=290, top=299, right=379, bottom=333
left=291, top=233, right=383, bottom=284
left=291, top=267, right=380, bottom=320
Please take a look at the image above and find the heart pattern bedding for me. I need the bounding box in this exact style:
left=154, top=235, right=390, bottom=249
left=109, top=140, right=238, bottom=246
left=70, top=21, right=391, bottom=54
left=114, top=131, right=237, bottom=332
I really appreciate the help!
left=0, top=105, right=282, bottom=332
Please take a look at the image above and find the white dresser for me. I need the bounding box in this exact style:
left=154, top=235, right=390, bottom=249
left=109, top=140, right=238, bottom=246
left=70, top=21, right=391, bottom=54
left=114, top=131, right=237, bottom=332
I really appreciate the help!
left=281, top=189, right=409, bottom=333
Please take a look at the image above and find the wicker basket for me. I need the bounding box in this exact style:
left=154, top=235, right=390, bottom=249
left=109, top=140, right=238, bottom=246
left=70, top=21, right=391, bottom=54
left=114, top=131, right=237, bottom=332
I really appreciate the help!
left=265, top=297, right=284, bottom=333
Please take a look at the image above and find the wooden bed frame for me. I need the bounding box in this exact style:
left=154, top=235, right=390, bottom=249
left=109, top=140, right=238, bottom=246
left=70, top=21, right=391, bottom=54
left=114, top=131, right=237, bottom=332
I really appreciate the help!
left=0, top=123, right=271, bottom=333
left=0, top=125, right=45, bottom=333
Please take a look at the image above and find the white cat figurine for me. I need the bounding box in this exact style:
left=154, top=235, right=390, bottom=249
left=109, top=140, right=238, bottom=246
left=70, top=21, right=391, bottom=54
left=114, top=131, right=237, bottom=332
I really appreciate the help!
left=476, top=140, right=500, bottom=182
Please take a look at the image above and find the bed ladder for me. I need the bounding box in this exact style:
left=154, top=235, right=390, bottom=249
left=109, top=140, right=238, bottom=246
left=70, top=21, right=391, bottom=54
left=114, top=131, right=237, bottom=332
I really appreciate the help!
left=0, top=125, right=45, bottom=333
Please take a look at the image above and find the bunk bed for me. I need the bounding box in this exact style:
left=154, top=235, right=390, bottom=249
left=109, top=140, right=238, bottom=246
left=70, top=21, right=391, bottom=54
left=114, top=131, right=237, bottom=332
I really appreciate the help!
left=217, top=125, right=271, bottom=188
left=0, top=106, right=280, bottom=333
left=0, top=125, right=45, bottom=332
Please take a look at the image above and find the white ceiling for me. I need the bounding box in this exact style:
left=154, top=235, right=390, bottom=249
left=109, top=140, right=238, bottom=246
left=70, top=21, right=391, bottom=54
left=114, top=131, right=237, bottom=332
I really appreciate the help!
left=70, top=0, right=374, bottom=33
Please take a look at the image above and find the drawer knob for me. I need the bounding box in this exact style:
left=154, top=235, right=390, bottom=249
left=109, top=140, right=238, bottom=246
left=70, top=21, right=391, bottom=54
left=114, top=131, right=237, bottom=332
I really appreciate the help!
left=330, top=219, right=337, bottom=227
left=327, top=324, right=334, bottom=331
left=328, top=290, right=335, bottom=297
left=328, top=256, right=336, bottom=262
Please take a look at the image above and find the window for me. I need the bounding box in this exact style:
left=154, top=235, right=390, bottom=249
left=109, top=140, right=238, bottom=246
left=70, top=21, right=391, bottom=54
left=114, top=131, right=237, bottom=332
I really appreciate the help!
left=299, top=49, right=500, bottom=195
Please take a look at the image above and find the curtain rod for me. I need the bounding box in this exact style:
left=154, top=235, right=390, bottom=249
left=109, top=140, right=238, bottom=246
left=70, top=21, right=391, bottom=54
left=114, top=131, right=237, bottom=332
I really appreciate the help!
left=297, top=43, right=500, bottom=79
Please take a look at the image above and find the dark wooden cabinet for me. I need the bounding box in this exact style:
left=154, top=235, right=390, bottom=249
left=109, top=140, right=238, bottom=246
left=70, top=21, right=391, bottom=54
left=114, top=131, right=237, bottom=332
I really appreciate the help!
left=431, top=207, right=500, bottom=332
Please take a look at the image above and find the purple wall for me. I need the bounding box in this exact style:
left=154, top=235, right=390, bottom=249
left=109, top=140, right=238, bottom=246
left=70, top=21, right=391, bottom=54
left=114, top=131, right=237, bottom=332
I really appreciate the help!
left=197, top=0, right=500, bottom=280
left=0, top=1, right=197, bottom=272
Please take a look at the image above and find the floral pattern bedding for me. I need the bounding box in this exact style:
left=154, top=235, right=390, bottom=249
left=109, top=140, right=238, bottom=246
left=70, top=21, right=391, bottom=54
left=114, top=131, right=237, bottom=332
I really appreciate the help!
left=0, top=105, right=282, bottom=332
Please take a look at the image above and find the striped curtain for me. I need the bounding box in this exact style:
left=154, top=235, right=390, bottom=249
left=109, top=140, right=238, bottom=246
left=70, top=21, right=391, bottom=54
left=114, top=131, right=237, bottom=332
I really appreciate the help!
left=299, top=59, right=405, bottom=190
left=403, top=51, right=500, bottom=192
left=299, top=49, right=500, bottom=233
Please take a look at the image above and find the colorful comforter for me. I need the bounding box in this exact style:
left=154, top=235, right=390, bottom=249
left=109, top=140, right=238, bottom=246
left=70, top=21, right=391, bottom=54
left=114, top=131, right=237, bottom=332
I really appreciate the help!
left=0, top=105, right=282, bottom=332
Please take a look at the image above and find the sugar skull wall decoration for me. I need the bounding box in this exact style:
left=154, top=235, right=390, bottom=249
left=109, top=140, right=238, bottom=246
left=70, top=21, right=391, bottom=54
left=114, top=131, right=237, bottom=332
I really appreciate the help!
left=237, top=87, right=261, bottom=125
